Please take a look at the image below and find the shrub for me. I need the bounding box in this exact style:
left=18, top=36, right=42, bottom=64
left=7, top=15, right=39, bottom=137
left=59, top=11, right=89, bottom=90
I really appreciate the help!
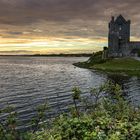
left=31, top=82, right=140, bottom=140
left=0, top=82, right=140, bottom=140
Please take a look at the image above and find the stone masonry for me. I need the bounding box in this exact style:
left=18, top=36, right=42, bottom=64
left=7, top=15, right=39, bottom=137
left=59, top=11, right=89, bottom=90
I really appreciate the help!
left=108, top=15, right=140, bottom=57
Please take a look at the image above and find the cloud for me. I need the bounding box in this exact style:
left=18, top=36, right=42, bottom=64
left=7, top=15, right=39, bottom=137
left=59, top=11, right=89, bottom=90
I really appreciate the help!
left=0, top=0, right=140, bottom=37
left=0, top=0, right=139, bottom=25
left=0, top=0, right=140, bottom=54
left=0, top=50, right=34, bottom=55
left=6, top=31, right=23, bottom=35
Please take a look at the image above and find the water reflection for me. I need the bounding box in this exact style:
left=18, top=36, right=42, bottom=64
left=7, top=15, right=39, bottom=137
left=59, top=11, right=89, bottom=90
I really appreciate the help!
left=108, top=74, right=140, bottom=106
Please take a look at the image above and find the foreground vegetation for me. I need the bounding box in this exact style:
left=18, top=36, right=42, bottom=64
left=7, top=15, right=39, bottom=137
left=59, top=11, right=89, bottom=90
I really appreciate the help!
left=0, top=82, right=140, bottom=140
left=74, top=51, right=140, bottom=76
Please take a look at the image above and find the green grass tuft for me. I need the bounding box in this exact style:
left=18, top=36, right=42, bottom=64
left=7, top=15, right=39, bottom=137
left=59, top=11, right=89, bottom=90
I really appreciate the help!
left=93, top=58, right=140, bottom=76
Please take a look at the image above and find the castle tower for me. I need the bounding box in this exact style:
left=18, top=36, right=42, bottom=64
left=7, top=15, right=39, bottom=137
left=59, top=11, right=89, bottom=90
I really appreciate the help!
left=108, top=15, right=131, bottom=57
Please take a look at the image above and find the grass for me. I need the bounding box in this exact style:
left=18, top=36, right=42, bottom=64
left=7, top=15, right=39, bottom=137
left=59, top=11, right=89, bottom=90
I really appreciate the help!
left=92, top=58, right=140, bottom=76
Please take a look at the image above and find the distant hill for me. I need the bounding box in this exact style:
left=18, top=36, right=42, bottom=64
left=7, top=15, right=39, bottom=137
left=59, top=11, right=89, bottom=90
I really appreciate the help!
left=0, top=53, right=92, bottom=57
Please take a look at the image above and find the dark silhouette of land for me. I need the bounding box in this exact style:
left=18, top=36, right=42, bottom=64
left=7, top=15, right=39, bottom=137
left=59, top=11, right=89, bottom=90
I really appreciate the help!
left=0, top=53, right=92, bottom=57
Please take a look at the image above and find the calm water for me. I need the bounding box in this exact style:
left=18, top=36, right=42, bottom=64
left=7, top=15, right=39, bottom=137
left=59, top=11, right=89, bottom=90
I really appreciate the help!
left=0, top=57, right=140, bottom=129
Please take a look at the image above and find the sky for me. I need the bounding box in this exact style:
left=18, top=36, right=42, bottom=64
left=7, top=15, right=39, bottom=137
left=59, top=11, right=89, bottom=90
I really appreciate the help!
left=0, top=0, right=140, bottom=54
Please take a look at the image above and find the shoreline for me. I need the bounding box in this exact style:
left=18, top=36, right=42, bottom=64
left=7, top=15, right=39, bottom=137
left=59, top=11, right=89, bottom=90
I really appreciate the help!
left=74, top=57, right=140, bottom=77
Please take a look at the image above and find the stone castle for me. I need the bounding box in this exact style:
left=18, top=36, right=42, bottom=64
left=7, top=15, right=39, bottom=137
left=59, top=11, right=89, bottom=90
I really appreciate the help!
left=106, top=15, right=140, bottom=57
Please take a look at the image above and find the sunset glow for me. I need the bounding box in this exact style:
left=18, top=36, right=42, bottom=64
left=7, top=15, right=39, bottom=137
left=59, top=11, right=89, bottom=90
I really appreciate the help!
left=0, top=36, right=106, bottom=54
left=0, top=0, right=140, bottom=54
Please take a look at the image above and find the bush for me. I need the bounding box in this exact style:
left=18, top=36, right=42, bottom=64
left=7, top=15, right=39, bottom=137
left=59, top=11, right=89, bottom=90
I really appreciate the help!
left=31, top=82, right=140, bottom=140
left=88, top=51, right=104, bottom=64
left=0, top=82, right=140, bottom=140
left=74, top=51, right=108, bottom=68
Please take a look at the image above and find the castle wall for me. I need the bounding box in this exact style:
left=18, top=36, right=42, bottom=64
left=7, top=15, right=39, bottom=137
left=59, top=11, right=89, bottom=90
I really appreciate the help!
left=108, top=15, right=131, bottom=57
left=108, top=15, right=140, bottom=57
left=129, top=42, right=140, bottom=49
left=120, top=43, right=131, bottom=56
